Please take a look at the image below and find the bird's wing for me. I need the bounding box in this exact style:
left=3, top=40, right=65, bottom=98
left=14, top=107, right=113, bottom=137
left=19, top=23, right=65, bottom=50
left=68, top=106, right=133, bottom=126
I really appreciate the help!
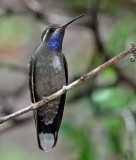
left=63, top=54, right=68, bottom=85
left=29, top=57, right=36, bottom=103
left=28, top=56, right=38, bottom=128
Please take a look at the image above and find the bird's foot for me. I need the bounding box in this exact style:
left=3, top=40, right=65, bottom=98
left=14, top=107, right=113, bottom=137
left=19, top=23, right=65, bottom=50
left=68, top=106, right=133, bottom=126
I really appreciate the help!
left=130, top=49, right=136, bottom=62
left=130, top=43, right=136, bottom=62
left=62, top=85, right=67, bottom=92
left=42, top=96, right=49, bottom=103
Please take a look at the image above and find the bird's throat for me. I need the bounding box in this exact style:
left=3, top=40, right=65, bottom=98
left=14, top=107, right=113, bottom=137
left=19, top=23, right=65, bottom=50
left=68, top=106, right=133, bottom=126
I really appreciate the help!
left=48, top=31, right=64, bottom=52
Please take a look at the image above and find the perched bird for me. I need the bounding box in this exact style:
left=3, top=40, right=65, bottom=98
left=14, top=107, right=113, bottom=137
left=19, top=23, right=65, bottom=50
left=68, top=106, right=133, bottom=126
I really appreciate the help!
left=29, top=14, right=84, bottom=152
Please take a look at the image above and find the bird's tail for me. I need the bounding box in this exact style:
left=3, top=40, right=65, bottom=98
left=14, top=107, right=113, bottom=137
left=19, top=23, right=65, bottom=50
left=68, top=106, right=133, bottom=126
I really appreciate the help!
left=34, top=94, right=66, bottom=152
left=35, top=113, right=58, bottom=152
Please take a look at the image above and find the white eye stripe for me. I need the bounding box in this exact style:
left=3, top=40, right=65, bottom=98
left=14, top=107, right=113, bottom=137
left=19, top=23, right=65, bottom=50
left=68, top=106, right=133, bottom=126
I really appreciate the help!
left=42, top=29, right=50, bottom=42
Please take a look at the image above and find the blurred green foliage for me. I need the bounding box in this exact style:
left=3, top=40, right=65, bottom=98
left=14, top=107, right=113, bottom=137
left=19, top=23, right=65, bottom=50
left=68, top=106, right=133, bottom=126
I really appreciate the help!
left=0, top=16, right=32, bottom=46
left=62, top=123, right=93, bottom=160
left=1, top=147, right=37, bottom=160
left=106, top=17, right=136, bottom=56
left=92, top=86, right=134, bottom=109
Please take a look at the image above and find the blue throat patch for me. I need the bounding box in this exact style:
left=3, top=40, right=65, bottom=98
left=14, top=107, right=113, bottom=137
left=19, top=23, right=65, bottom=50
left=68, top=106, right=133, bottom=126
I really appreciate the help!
left=48, top=31, right=64, bottom=52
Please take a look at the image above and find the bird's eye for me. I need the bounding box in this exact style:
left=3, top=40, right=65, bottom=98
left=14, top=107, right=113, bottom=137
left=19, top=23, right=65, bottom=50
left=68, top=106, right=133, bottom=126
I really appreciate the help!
left=49, top=28, right=56, bottom=32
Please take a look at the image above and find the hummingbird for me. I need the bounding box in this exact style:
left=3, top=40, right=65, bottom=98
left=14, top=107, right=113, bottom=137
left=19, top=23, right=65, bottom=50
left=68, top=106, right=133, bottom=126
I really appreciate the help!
left=29, top=14, right=84, bottom=152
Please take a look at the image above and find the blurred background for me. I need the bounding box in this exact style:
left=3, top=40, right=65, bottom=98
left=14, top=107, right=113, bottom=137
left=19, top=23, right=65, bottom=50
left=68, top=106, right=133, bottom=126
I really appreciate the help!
left=0, top=0, right=136, bottom=160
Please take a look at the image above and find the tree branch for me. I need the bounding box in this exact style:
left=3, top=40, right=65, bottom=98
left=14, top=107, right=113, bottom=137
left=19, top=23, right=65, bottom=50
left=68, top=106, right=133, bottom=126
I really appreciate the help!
left=0, top=44, right=135, bottom=124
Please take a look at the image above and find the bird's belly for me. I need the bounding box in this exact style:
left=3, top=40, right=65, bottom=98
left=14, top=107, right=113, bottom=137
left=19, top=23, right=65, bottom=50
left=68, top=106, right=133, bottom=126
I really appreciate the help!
left=34, top=59, right=65, bottom=101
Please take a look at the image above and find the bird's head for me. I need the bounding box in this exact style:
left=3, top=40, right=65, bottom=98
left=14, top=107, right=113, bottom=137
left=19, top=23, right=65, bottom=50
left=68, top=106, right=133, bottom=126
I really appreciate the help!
left=41, top=14, right=84, bottom=52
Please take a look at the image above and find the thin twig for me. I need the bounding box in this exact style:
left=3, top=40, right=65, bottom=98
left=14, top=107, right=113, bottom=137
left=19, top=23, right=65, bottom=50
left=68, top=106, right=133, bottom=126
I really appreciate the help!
left=0, top=44, right=135, bottom=124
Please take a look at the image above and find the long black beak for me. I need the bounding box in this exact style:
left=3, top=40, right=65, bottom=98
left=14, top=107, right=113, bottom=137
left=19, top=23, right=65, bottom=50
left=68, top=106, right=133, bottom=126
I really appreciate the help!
left=60, top=14, right=84, bottom=28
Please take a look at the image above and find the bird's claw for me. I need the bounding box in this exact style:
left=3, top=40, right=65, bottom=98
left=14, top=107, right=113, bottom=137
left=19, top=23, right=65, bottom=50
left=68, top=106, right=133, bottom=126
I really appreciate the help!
left=42, top=96, right=49, bottom=103
left=62, top=85, right=67, bottom=92
left=132, top=49, right=136, bottom=54
left=130, top=43, right=136, bottom=62
left=130, top=55, right=136, bottom=62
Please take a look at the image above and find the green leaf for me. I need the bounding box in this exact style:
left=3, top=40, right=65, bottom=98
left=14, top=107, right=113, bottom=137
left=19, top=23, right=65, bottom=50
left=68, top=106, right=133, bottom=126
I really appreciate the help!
left=106, top=17, right=136, bottom=56
left=91, top=86, right=134, bottom=109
